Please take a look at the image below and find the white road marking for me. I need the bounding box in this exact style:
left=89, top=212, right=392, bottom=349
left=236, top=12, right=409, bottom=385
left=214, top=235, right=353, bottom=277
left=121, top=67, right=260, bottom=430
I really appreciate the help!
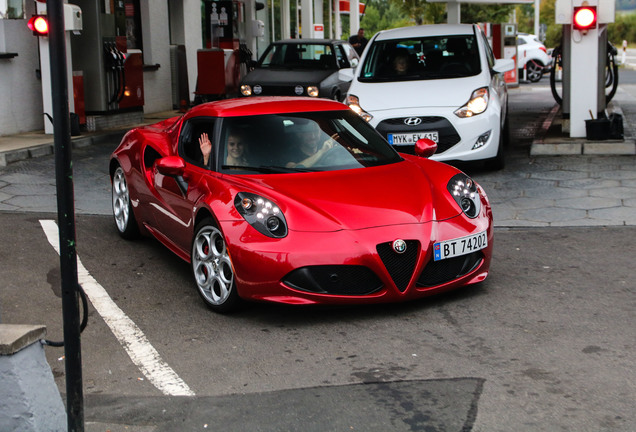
left=40, top=219, right=195, bottom=397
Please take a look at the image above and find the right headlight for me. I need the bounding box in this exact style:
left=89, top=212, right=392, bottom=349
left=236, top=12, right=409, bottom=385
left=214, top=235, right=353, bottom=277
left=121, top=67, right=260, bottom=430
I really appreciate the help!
left=345, top=95, right=373, bottom=122
left=454, top=87, right=489, bottom=118
left=234, top=192, right=288, bottom=238
left=447, top=173, right=481, bottom=218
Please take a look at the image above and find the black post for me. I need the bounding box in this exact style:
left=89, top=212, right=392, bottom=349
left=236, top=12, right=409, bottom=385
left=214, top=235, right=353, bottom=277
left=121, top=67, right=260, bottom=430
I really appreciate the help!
left=46, top=0, right=84, bottom=430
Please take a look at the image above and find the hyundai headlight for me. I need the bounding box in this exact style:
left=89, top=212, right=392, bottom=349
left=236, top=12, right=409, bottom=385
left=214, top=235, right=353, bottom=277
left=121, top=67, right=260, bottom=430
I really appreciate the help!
left=307, top=86, right=319, bottom=97
left=447, top=173, right=481, bottom=218
left=454, top=87, right=489, bottom=118
left=345, top=95, right=373, bottom=122
left=234, top=192, right=288, bottom=238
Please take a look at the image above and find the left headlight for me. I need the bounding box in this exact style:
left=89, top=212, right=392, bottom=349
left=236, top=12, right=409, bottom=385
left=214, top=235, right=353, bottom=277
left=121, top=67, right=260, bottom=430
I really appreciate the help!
left=454, top=87, right=489, bottom=118
left=447, top=173, right=481, bottom=218
left=234, top=192, right=288, bottom=238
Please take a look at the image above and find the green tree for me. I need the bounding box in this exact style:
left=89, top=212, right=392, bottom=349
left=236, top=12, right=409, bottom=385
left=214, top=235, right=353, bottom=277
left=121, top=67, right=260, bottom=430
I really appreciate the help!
left=460, top=4, right=515, bottom=24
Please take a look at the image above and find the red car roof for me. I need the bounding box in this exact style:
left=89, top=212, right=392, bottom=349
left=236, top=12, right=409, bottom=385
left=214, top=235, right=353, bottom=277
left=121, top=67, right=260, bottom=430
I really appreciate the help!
left=185, top=97, right=348, bottom=119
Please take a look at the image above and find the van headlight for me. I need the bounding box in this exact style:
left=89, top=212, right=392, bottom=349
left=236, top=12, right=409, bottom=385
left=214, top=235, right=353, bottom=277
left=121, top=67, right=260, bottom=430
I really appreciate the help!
left=454, top=87, right=489, bottom=118
left=346, top=95, right=373, bottom=122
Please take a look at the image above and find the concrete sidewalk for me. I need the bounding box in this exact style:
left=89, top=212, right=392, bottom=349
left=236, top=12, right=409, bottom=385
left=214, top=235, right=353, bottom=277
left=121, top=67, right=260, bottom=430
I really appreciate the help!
left=0, top=111, right=182, bottom=167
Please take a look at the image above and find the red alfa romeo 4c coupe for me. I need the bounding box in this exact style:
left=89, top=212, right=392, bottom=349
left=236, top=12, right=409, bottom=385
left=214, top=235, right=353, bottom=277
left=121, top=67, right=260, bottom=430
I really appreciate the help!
left=110, top=97, right=493, bottom=312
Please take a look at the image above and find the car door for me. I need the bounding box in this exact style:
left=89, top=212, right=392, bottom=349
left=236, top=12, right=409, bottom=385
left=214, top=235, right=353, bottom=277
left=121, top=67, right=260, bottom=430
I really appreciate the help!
left=479, top=28, right=508, bottom=124
left=152, top=117, right=217, bottom=256
left=335, top=44, right=358, bottom=97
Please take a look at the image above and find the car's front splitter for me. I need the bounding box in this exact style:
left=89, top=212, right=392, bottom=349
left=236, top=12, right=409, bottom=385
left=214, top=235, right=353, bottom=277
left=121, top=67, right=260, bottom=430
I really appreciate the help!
left=221, top=214, right=492, bottom=305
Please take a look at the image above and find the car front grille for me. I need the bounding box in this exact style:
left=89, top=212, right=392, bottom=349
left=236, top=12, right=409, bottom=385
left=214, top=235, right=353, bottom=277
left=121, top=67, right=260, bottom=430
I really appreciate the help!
left=376, top=240, right=420, bottom=292
left=417, top=251, right=483, bottom=287
left=255, top=85, right=306, bottom=97
left=376, top=116, right=460, bottom=154
left=283, top=265, right=383, bottom=295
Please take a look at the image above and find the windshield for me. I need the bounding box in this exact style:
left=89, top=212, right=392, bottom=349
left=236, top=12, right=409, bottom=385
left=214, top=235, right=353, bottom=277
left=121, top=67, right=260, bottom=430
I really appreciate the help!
left=217, top=110, right=403, bottom=174
left=359, top=35, right=481, bottom=82
left=258, top=43, right=337, bottom=69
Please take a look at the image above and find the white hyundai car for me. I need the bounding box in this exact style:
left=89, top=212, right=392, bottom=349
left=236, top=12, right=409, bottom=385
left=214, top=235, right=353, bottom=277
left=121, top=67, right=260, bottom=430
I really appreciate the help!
left=345, top=24, right=514, bottom=169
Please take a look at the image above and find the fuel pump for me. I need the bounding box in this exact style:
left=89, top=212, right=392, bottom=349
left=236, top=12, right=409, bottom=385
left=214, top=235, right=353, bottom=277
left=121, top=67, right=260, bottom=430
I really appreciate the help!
left=195, top=0, right=264, bottom=102
left=70, top=0, right=144, bottom=128
left=553, top=0, right=616, bottom=138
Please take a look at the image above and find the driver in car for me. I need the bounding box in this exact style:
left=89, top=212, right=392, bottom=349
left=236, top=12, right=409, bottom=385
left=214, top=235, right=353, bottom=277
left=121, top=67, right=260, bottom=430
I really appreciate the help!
left=286, top=121, right=338, bottom=168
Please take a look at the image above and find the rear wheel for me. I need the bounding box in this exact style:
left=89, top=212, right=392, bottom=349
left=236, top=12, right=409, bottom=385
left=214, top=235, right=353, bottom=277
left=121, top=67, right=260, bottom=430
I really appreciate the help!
left=112, top=166, right=139, bottom=239
left=526, top=60, right=544, bottom=83
left=191, top=219, right=241, bottom=313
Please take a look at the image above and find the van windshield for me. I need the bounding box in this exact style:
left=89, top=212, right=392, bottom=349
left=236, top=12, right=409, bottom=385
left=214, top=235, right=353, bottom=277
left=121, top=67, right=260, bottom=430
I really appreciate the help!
left=359, top=35, right=481, bottom=82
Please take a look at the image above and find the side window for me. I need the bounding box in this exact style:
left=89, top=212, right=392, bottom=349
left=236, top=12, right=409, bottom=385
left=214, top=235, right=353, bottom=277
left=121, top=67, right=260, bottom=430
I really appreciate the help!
left=179, top=117, right=216, bottom=167
left=342, top=43, right=359, bottom=67
left=335, top=45, right=349, bottom=69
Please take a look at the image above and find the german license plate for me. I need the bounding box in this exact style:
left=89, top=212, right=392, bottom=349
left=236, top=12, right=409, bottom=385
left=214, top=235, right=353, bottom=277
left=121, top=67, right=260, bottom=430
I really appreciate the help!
left=388, top=131, right=439, bottom=145
left=433, top=231, right=487, bottom=261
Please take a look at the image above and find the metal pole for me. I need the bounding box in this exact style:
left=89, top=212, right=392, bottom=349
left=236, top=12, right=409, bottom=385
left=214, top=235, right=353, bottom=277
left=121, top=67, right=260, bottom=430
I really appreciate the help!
left=46, top=0, right=85, bottom=430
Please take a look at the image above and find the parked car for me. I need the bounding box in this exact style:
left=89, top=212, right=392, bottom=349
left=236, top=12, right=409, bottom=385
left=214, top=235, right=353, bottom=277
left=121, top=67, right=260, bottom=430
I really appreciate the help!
left=110, top=97, right=493, bottom=313
left=345, top=24, right=514, bottom=170
left=239, top=39, right=359, bottom=101
left=517, top=33, right=551, bottom=82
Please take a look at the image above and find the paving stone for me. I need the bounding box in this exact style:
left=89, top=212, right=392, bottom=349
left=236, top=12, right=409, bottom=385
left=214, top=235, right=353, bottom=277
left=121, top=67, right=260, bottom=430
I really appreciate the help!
left=1, top=184, right=57, bottom=196
left=0, top=190, right=12, bottom=202
left=493, top=219, right=549, bottom=227
left=5, top=194, right=58, bottom=210
left=588, top=187, right=636, bottom=199
left=516, top=207, right=587, bottom=223
left=589, top=207, right=636, bottom=225
left=550, top=218, right=621, bottom=226
left=528, top=170, right=590, bottom=181
left=522, top=187, right=588, bottom=199
left=596, top=170, right=636, bottom=180
left=623, top=197, right=636, bottom=207
left=555, top=196, right=622, bottom=210
left=557, top=178, right=621, bottom=189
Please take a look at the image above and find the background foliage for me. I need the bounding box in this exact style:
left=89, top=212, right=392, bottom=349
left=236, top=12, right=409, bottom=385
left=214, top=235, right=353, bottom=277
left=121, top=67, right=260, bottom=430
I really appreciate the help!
left=350, top=0, right=635, bottom=49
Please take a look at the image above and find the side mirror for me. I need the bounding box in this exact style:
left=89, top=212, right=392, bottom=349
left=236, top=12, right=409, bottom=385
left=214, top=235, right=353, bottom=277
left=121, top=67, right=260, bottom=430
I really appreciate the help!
left=492, top=58, right=515, bottom=74
left=350, top=58, right=359, bottom=68
left=414, top=138, right=437, bottom=158
left=338, top=68, right=354, bottom=82
left=155, top=156, right=186, bottom=177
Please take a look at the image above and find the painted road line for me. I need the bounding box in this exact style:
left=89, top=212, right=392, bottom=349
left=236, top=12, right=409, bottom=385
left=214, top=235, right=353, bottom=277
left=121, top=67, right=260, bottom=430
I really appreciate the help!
left=40, top=219, right=195, bottom=397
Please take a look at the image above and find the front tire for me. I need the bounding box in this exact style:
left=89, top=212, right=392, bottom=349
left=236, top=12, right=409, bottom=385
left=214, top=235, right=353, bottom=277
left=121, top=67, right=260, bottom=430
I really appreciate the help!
left=191, top=219, right=241, bottom=313
left=112, top=166, right=140, bottom=239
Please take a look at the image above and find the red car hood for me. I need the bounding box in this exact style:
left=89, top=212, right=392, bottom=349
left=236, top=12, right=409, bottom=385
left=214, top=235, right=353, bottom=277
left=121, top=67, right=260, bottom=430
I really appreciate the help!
left=225, top=158, right=462, bottom=232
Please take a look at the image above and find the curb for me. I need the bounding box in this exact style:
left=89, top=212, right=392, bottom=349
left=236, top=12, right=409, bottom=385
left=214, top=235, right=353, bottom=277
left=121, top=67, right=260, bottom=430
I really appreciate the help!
left=530, top=103, right=636, bottom=156
left=0, top=130, right=128, bottom=167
